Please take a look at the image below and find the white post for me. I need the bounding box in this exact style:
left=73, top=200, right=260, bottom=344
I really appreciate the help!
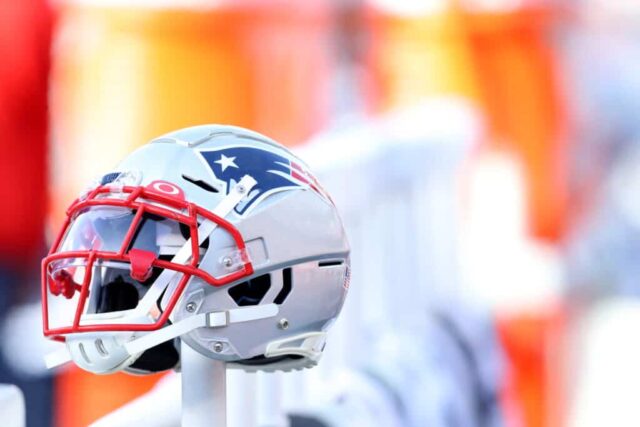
left=257, top=372, right=289, bottom=427
left=181, top=341, right=227, bottom=427
left=0, top=384, right=25, bottom=427
left=228, top=370, right=257, bottom=427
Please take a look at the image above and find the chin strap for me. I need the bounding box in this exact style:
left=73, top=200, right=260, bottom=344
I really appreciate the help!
left=45, top=176, right=258, bottom=369
left=124, top=303, right=279, bottom=356
left=45, top=303, right=279, bottom=369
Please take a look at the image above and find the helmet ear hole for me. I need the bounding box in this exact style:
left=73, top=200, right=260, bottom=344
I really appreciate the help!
left=228, top=274, right=271, bottom=306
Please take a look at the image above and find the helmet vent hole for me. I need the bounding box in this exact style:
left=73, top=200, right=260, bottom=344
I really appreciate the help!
left=181, top=174, right=219, bottom=193
left=318, top=260, right=344, bottom=267
left=78, top=343, right=91, bottom=365
left=100, top=172, right=122, bottom=185
left=228, top=274, right=271, bottom=306
left=274, top=268, right=293, bottom=305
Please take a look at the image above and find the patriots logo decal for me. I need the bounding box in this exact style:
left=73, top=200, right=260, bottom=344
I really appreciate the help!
left=198, top=146, right=329, bottom=215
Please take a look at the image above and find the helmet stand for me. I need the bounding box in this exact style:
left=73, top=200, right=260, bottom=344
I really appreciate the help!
left=181, top=340, right=227, bottom=427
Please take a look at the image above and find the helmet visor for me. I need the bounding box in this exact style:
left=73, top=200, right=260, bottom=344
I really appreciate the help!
left=42, top=184, right=254, bottom=339
left=58, top=206, right=188, bottom=256
left=45, top=207, right=189, bottom=331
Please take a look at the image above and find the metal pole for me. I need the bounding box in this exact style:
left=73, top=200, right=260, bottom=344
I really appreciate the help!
left=228, top=369, right=257, bottom=427
left=181, top=341, right=227, bottom=427
left=257, top=372, right=288, bottom=427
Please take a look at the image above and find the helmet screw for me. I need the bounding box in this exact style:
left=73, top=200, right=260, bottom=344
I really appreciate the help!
left=278, top=318, right=289, bottom=330
left=213, top=342, right=224, bottom=353
left=236, top=184, right=246, bottom=194
left=186, top=302, right=197, bottom=313
left=222, top=257, right=233, bottom=268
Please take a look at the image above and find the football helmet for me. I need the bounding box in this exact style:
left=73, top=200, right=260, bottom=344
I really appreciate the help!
left=43, top=125, right=350, bottom=375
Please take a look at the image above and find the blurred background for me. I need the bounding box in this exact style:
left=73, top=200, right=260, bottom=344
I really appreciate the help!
left=0, top=0, right=639, bottom=426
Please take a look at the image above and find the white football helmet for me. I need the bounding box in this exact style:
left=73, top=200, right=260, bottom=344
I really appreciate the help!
left=43, top=125, right=350, bottom=375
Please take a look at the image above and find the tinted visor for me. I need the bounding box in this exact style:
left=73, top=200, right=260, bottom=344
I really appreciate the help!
left=59, top=206, right=187, bottom=256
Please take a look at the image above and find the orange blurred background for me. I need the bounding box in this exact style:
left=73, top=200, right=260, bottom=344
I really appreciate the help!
left=1, top=0, right=639, bottom=426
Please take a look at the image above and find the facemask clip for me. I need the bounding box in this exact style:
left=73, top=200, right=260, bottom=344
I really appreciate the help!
left=129, top=249, right=156, bottom=282
left=219, top=248, right=250, bottom=272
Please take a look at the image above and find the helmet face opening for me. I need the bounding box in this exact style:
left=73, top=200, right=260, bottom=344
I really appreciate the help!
left=42, top=181, right=254, bottom=341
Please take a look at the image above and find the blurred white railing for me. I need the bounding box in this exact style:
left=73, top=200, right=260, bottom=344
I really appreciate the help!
left=241, top=98, right=483, bottom=427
